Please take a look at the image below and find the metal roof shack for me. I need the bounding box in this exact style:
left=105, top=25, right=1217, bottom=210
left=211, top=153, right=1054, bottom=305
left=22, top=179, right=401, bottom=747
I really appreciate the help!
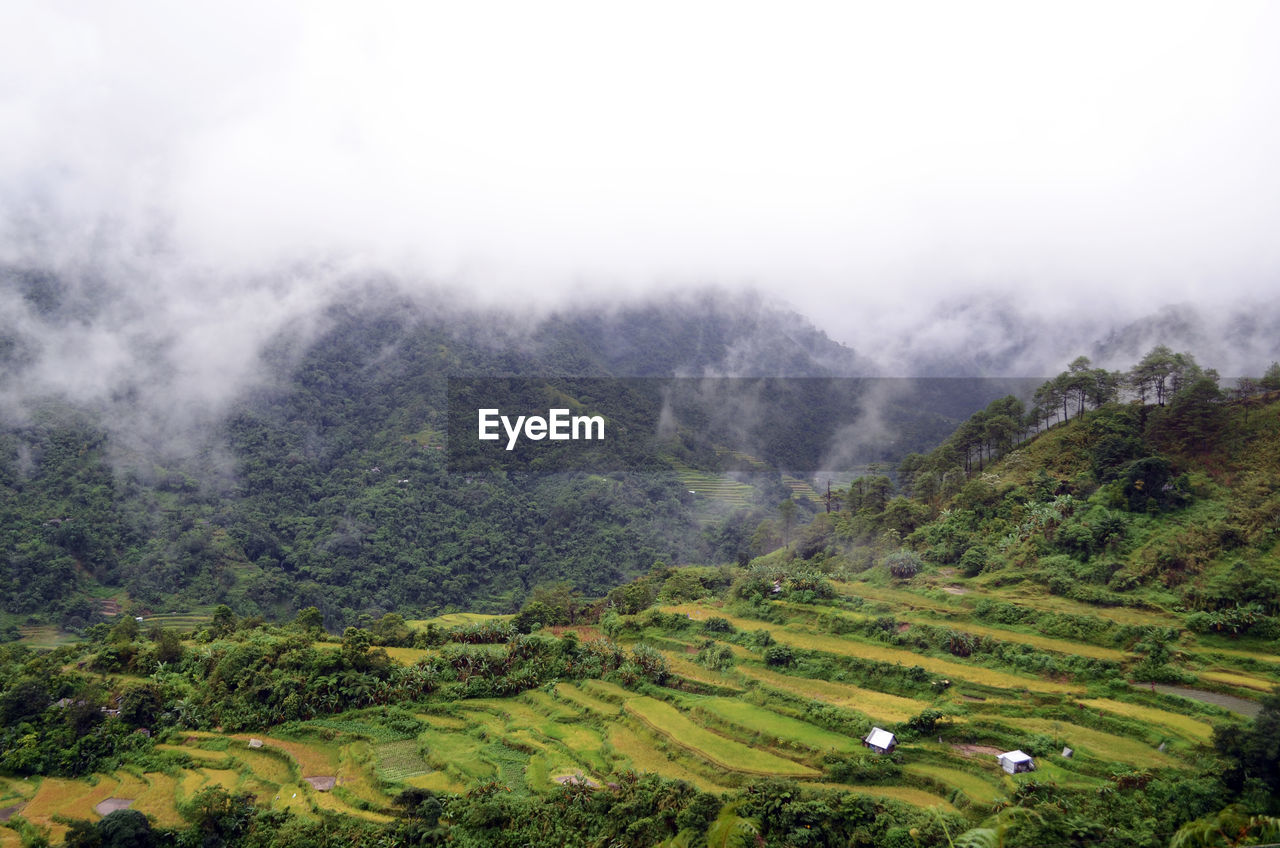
left=863, top=727, right=897, bottom=754
left=997, top=749, right=1036, bottom=774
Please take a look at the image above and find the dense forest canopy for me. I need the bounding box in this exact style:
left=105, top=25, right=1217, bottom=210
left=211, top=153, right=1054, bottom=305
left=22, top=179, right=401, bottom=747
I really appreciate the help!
left=1, top=286, right=1024, bottom=631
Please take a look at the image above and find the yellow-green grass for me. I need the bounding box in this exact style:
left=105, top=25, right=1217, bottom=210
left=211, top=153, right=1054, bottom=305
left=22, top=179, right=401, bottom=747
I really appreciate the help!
left=580, top=679, right=634, bottom=701
left=0, top=775, right=39, bottom=803
left=534, top=749, right=602, bottom=789
left=132, top=772, right=184, bottom=826
left=335, top=742, right=393, bottom=810
left=468, top=698, right=548, bottom=729
left=520, top=689, right=582, bottom=721
left=841, top=785, right=958, bottom=811
left=382, top=646, right=437, bottom=664
left=829, top=583, right=960, bottom=614
left=20, top=777, right=97, bottom=827
left=1199, top=669, right=1277, bottom=692
left=269, top=782, right=313, bottom=816
left=311, top=788, right=395, bottom=822
left=1195, top=644, right=1280, bottom=663
left=537, top=720, right=605, bottom=751
left=769, top=626, right=1078, bottom=693
left=1009, top=718, right=1179, bottom=770
left=911, top=617, right=1126, bottom=661
left=0, top=830, right=23, bottom=848
left=236, top=775, right=278, bottom=806
left=1078, top=699, right=1215, bottom=743
left=661, top=603, right=1078, bottom=693
left=418, top=713, right=469, bottom=730
left=230, top=747, right=296, bottom=786
left=179, top=770, right=208, bottom=802
left=624, top=697, right=818, bottom=777
left=735, top=665, right=923, bottom=722
left=232, top=734, right=339, bottom=776
left=457, top=709, right=508, bottom=736
left=51, top=774, right=119, bottom=822
left=201, top=769, right=242, bottom=793
left=605, top=725, right=731, bottom=793
left=418, top=728, right=494, bottom=781
left=838, top=578, right=1181, bottom=628
left=402, top=771, right=465, bottom=793
left=112, top=771, right=150, bottom=799
left=975, top=588, right=1179, bottom=628
left=541, top=725, right=610, bottom=774
left=1004, top=759, right=1103, bottom=790
left=779, top=600, right=1126, bottom=661
left=506, top=728, right=552, bottom=755
left=683, top=696, right=860, bottom=753
left=156, top=744, right=233, bottom=765
left=524, top=753, right=553, bottom=791
left=904, top=763, right=1001, bottom=803
left=554, top=682, right=621, bottom=716
left=409, top=612, right=512, bottom=628
left=17, top=624, right=78, bottom=648
left=659, top=651, right=746, bottom=691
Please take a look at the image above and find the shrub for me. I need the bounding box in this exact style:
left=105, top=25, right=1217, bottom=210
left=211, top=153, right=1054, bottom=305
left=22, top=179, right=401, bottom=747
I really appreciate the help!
left=764, top=645, right=794, bottom=667
left=883, top=549, right=923, bottom=580
left=959, top=546, right=988, bottom=577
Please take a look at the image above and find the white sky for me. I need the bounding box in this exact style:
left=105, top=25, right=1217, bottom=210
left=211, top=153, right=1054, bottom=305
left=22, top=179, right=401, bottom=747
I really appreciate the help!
left=3, top=1, right=1280, bottom=342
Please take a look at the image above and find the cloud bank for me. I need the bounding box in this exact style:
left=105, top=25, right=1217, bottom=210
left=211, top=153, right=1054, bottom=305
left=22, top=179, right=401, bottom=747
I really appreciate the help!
left=3, top=1, right=1279, bottom=434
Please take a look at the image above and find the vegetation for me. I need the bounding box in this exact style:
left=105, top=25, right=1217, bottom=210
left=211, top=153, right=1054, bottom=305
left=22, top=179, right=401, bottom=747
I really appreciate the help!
left=4, top=336, right=1280, bottom=845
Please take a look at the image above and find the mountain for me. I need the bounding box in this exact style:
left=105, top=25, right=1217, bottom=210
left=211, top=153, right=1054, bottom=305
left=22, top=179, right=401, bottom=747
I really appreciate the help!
left=0, top=282, right=1009, bottom=632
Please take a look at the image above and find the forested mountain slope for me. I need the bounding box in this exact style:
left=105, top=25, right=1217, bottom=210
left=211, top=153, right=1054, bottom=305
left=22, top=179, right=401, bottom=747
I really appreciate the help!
left=0, top=284, right=1004, bottom=632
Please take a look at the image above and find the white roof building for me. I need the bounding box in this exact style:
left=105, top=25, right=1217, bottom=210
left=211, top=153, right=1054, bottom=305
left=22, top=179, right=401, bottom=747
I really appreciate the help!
left=863, top=727, right=897, bottom=753
left=997, top=749, right=1036, bottom=773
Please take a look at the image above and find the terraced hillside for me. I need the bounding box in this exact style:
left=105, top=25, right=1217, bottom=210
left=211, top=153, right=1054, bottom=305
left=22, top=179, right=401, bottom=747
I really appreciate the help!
left=7, top=567, right=1269, bottom=846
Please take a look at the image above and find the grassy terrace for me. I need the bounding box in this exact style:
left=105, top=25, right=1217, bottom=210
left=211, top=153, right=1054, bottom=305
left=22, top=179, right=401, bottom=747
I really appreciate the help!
left=623, top=697, right=820, bottom=777
left=733, top=665, right=923, bottom=723
left=659, top=603, right=1082, bottom=694
left=776, top=600, right=1129, bottom=662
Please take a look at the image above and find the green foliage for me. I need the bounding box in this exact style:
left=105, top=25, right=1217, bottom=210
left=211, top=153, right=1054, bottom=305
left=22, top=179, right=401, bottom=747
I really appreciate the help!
left=883, top=549, right=923, bottom=580
left=97, top=809, right=154, bottom=848
left=694, top=640, right=736, bottom=671
left=763, top=645, right=794, bottom=667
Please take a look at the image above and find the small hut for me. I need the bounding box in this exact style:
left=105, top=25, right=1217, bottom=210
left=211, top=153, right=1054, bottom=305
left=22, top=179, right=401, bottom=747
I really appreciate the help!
left=997, top=750, right=1036, bottom=774
left=862, top=727, right=897, bottom=754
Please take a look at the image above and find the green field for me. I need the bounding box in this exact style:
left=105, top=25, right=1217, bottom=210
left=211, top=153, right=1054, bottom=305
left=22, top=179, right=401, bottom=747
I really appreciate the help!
left=661, top=603, right=1081, bottom=694
left=623, top=696, right=820, bottom=777
left=680, top=695, right=862, bottom=753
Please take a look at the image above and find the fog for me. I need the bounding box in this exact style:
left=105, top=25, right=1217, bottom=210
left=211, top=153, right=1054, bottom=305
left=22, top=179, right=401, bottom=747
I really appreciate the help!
left=4, top=1, right=1280, bottom=429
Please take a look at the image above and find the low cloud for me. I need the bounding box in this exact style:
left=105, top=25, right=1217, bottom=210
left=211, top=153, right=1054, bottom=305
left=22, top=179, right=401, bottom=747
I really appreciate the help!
left=3, top=2, right=1279, bottom=458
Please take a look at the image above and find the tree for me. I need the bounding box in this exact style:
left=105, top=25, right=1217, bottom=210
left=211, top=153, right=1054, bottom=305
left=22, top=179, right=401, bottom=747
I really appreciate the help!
left=179, top=786, right=256, bottom=847
left=1152, top=374, right=1224, bottom=452
left=98, top=809, right=153, bottom=848
left=778, top=500, right=797, bottom=549
left=211, top=605, right=236, bottom=637
left=372, top=613, right=413, bottom=647
left=1261, top=362, right=1280, bottom=392
left=1214, top=687, right=1280, bottom=813
left=294, top=606, right=325, bottom=634
left=341, top=626, right=372, bottom=668
left=1129, top=346, right=1201, bottom=407
left=119, top=682, right=164, bottom=728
